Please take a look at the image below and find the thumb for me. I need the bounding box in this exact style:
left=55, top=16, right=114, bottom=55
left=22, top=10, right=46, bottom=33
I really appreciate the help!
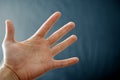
left=4, top=20, right=15, bottom=42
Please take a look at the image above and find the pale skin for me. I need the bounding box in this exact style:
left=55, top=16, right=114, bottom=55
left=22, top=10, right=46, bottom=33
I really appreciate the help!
left=0, top=12, right=79, bottom=80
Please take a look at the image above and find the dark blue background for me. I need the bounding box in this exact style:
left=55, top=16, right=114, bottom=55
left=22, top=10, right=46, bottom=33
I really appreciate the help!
left=0, top=0, right=120, bottom=80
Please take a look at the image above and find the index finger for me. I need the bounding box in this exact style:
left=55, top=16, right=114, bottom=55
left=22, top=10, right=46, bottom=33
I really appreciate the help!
left=32, top=12, right=61, bottom=38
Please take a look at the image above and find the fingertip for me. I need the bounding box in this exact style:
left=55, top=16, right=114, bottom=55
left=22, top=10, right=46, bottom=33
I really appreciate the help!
left=52, top=11, right=61, bottom=19
left=69, top=21, right=75, bottom=27
left=5, top=19, right=11, bottom=24
left=72, top=57, right=79, bottom=63
left=5, top=19, right=14, bottom=29
left=71, top=35, right=78, bottom=41
left=66, top=57, right=79, bottom=66
left=67, top=22, right=75, bottom=29
left=55, top=11, right=62, bottom=15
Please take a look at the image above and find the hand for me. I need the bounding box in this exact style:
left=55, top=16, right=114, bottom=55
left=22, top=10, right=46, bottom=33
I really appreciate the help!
left=2, top=12, right=79, bottom=80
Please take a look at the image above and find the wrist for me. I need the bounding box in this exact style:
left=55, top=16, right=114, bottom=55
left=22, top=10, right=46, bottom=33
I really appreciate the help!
left=0, top=65, right=20, bottom=80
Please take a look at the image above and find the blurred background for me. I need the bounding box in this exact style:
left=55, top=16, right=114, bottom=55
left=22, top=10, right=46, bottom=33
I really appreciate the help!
left=0, top=0, right=120, bottom=80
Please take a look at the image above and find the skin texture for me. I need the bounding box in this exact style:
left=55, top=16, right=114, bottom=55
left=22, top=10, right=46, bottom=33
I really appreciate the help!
left=0, top=66, right=19, bottom=80
left=1, top=12, right=79, bottom=80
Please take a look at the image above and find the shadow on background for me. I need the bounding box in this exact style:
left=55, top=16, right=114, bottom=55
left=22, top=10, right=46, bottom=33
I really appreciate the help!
left=0, top=0, right=120, bottom=80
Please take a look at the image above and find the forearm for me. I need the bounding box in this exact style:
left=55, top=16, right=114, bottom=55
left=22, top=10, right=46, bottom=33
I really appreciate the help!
left=0, top=65, right=19, bottom=80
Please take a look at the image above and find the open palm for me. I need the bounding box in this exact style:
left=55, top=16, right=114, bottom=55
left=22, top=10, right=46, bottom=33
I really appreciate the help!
left=2, top=12, right=79, bottom=80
